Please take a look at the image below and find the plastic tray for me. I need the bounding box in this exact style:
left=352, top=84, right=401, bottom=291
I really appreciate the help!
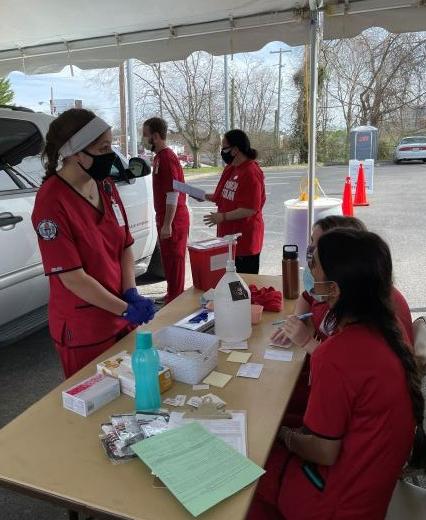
left=153, top=326, right=218, bottom=385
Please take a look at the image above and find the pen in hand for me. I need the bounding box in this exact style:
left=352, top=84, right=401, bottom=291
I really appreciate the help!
left=272, top=312, right=313, bottom=326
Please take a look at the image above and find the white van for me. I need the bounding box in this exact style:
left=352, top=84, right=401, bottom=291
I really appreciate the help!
left=0, top=106, right=160, bottom=345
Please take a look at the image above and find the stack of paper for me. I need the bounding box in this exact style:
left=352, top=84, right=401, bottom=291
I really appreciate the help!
left=167, top=410, right=247, bottom=455
left=132, top=422, right=264, bottom=517
left=227, top=352, right=252, bottom=364
left=203, top=371, right=232, bottom=388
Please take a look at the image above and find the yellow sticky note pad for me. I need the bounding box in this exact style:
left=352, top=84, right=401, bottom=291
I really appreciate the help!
left=203, top=371, right=233, bottom=388
left=227, top=352, right=252, bottom=364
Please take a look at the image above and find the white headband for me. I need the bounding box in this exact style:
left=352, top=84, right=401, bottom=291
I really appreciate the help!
left=59, top=116, right=111, bottom=158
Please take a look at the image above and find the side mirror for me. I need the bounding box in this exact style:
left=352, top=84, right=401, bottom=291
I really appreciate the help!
left=128, top=157, right=151, bottom=178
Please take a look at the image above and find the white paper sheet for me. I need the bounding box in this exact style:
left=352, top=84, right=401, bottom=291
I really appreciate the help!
left=173, top=179, right=206, bottom=201
left=168, top=411, right=248, bottom=456
left=236, top=363, right=263, bottom=379
left=264, top=349, right=294, bottom=362
left=221, top=340, right=248, bottom=351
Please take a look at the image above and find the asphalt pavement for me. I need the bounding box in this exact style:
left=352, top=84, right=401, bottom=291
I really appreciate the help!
left=0, top=162, right=425, bottom=518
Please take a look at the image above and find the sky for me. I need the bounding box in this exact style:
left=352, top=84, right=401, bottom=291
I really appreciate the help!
left=7, top=42, right=301, bottom=128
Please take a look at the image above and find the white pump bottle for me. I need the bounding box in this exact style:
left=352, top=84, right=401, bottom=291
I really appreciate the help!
left=214, top=234, right=252, bottom=343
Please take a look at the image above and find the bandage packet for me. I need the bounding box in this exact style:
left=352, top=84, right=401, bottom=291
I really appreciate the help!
left=100, top=411, right=170, bottom=463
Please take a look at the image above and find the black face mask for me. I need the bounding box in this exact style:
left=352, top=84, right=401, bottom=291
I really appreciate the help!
left=221, top=148, right=234, bottom=165
left=79, top=150, right=117, bottom=181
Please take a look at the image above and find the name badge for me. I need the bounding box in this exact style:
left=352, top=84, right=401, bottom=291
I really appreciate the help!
left=112, top=203, right=125, bottom=227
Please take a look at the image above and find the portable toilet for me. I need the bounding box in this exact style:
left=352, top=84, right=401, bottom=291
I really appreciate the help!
left=349, top=126, right=378, bottom=161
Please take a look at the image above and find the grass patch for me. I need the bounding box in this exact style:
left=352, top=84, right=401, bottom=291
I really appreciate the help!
left=184, top=166, right=221, bottom=175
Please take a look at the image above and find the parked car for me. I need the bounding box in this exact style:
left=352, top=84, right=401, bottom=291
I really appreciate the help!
left=393, top=136, right=426, bottom=163
left=0, top=106, right=161, bottom=345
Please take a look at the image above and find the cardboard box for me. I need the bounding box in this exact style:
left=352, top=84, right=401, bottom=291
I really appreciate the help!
left=97, top=351, right=173, bottom=397
left=62, top=374, right=120, bottom=417
left=96, top=350, right=131, bottom=377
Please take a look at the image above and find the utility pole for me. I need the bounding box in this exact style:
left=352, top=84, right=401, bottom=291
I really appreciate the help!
left=270, top=48, right=291, bottom=147
left=158, top=63, right=163, bottom=119
left=119, top=63, right=128, bottom=157
left=230, top=76, right=235, bottom=130
left=224, top=55, right=230, bottom=132
left=126, top=59, right=138, bottom=157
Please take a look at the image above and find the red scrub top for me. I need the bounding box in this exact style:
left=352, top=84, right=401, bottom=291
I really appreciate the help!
left=213, top=160, right=265, bottom=256
left=279, top=324, right=415, bottom=520
left=32, top=175, right=134, bottom=348
left=152, top=147, right=189, bottom=228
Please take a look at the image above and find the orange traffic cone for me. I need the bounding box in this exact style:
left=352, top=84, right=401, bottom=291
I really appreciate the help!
left=342, top=176, right=354, bottom=216
left=353, top=162, right=369, bottom=206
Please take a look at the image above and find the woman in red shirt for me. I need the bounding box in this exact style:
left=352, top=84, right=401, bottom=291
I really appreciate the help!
left=203, top=129, right=265, bottom=274
left=249, top=229, right=425, bottom=520
left=272, top=215, right=414, bottom=348
left=32, top=109, right=155, bottom=378
left=272, top=215, right=414, bottom=430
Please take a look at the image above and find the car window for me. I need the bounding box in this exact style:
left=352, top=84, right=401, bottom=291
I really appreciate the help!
left=110, top=147, right=128, bottom=183
left=0, top=171, right=19, bottom=191
left=400, top=137, right=426, bottom=145
left=14, top=155, right=44, bottom=188
left=0, top=117, right=44, bottom=190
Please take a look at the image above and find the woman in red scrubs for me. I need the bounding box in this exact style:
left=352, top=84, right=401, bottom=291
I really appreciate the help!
left=248, top=229, right=425, bottom=520
left=204, top=129, right=265, bottom=274
left=32, top=109, right=155, bottom=378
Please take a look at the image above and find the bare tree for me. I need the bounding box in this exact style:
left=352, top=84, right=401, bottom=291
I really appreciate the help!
left=232, top=56, right=277, bottom=134
left=134, top=52, right=223, bottom=167
left=324, top=29, right=426, bottom=136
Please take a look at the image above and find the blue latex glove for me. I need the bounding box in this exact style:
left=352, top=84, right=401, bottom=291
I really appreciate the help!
left=122, top=302, right=152, bottom=325
left=122, top=288, right=156, bottom=324
left=122, top=287, right=141, bottom=304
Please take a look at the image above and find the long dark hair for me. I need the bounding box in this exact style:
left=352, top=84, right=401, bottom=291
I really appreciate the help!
left=225, top=129, right=257, bottom=160
left=42, top=108, right=96, bottom=181
left=317, top=229, right=426, bottom=470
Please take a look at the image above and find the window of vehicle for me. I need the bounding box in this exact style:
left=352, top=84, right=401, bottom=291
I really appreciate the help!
left=13, top=156, right=43, bottom=188
left=0, top=171, right=19, bottom=191
left=109, top=147, right=130, bottom=183
left=399, top=137, right=426, bottom=145
left=0, top=118, right=43, bottom=191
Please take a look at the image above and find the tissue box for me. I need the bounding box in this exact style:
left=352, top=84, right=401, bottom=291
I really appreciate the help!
left=97, top=351, right=173, bottom=397
left=62, top=374, right=120, bottom=417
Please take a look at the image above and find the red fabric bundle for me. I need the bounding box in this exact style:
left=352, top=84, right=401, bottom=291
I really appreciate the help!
left=249, top=285, right=283, bottom=312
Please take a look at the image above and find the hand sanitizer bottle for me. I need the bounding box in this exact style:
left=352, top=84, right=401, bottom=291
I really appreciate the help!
left=214, top=234, right=252, bottom=343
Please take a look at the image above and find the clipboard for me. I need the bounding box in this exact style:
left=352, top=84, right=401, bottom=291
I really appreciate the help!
left=151, top=405, right=249, bottom=490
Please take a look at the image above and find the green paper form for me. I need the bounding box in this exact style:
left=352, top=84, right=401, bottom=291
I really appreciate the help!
left=131, top=422, right=265, bottom=517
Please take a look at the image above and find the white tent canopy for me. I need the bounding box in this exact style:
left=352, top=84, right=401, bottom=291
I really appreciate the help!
left=0, top=0, right=425, bottom=75
left=1, top=0, right=425, bottom=235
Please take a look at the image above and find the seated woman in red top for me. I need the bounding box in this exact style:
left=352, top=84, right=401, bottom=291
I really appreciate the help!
left=32, top=109, right=155, bottom=378
left=272, top=215, right=414, bottom=349
left=203, top=129, right=265, bottom=274
left=248, top=229, right=425, bottom=520
left=272, top=215, right=414, bottom=429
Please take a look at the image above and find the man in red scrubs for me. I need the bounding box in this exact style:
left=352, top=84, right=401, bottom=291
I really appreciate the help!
left=143, top=118, right=190, bottom=303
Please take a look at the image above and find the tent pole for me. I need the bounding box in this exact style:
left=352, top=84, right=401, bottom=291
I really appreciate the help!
left=126, top=59, right=138, bottom=157
left=307, top=2, right=323, bottom=239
